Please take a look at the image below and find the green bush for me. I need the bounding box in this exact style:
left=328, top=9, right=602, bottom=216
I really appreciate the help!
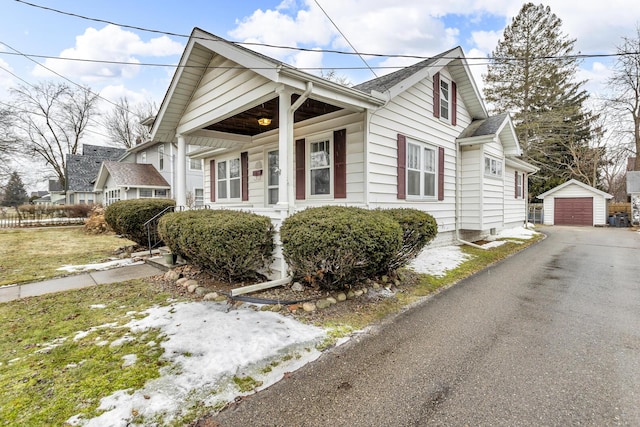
left=280, top=206, right=403, bottom=290
left=158, top=209, right=275, bottom=282
left=104, top=198, right=175, bottom=246
left=378, top=208, right=438, bottom=271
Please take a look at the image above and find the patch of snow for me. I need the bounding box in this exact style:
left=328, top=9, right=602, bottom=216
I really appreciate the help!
left=487, top=225, right=539, bottom=240
left=409, top=245, right=473, bottom=277
left=68, top=302, right=326, bottom=427
left=90, top=304, right=106, bottom=309
left=57, top=259, right=144, bottom=273
left=121, top=354, right=137, bottom=368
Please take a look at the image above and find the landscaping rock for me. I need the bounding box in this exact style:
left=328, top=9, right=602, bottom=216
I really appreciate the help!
left=336, top=293, right=347, bottom=302
left=316, top=299, right=331, bottom=309
left=183, top=279, right=198, bottom=289
left=347, top=290, right=355, bottom=299
left=203, top=292, right=219, bottom=301
left=291, top=282, right=305, bottom=292
left=187, top=284, right=198, bottom=293
left=326, top=297, right=337, bottom=305
left=164, top=270, right=180, bottom=281
left=354, top=289, right=364, bottom=297
left=194, top=287, right=207, bottom=296
left=214, top=295, right=227, bottom=302
left=176, top=277, right=189, bottom=287
left=302, top=302, right=316, bottom=312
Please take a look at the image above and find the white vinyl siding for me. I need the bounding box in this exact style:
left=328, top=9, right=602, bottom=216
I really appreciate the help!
left=367, top=67, right=468, bottom=243
left=504, top=166, right=527, bottom=226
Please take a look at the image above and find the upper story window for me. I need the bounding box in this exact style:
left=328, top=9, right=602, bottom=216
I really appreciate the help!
left=407, top=140, right=437, bottom=198
left=189, top=157, right=202, bottom=171
left=440, top=78, right=450, bottom=121
left=309, top=138, right=332, bottom=196
left=484, top=156, right=503, bottom=178
left=217, top=157, right=241, bottom=200
left=158, top=145, right=164, bottom=171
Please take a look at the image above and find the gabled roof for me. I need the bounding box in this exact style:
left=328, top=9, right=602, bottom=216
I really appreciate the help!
left=94, top=161, right=170, bottom=190
left=66, top=145, right=127, bottom=192
left=457, top=112, right=522, bottom=156
left=537, top=179, right=613, bottom=199
left=353, top=46, right=487, bottom=120
left=626, top=171, right=640, bottom=193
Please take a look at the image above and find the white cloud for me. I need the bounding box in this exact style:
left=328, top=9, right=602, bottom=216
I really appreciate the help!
left=32, top=25, right=183, bottom=84
left=0, top=57, right=16, bottom=98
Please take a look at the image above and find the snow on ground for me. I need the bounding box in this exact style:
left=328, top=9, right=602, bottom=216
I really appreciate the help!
left=67, top=302, right=326, bottom=427
left=57, top=258, right=144, bottom=273
left=65, top=225, right=539, bottom=426
left=409, top=225, right=539, bottom=276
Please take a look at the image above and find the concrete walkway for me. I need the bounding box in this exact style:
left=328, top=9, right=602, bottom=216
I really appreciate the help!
left=0, top=260, right=167, bottom=303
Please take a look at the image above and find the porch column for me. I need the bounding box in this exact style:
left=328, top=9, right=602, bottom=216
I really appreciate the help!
left=176, top=134, right=187, bottom=207
left=276, top=88, right=293, bottom=215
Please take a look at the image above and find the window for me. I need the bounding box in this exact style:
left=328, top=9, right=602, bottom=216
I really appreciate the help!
left=267, top=149, right=279, bottom=205
left=440, top=78, right=450, bottom=121
left=155, top=189, right=168, bottom=197
left=309, top=139, right=331, bottom=196
left=189, top=157, right=202, bottom=170
left=407, top=141, right=437, bottom=198
left=158, top=145, right=164, bottom=171
left=194, top=188, right=204, bottom=206
left=484, top=156, right=503, bottom=178
left=139, top=188, right=153, bottom=198
left=217, top=157, right=241, bottom=200
left=141, top=151, right=146, bottom=163
left=515, top=172, right=523, bottom=198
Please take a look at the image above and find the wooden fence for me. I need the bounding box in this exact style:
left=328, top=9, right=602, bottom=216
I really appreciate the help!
left=608, top=202, right=631, bottom=216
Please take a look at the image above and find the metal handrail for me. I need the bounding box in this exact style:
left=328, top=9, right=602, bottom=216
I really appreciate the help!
left=144, top=205, right=176, bottom=255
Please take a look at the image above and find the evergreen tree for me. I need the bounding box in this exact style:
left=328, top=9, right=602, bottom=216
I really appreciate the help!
left=483, top=3, right=599, bottom=197
left=1, top=171, right=28, bottom=212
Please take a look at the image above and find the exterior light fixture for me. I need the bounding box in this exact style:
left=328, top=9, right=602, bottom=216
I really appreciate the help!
left=258, top=117, right=272, bottom=126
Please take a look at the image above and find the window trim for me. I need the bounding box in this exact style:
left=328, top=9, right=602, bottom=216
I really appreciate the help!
left=158, top=145, right=164, bottom=171
left=216, top=155, right=242, bottom=201
left=439, top=77, right=450, bottom=122
left=189, top=157, right=202, bottom=171
left=266, top=147, right=279, bottom=206
left=406, top=139, right=438, bottom=200
left=306, top=133, right=334, bottom=198
left=484, top=156, right=503, bottom=179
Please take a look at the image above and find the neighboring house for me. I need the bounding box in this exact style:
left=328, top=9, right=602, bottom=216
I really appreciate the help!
left=47, top=179, right=67, bottom=205
left=93, top=161, right=171, bottom=205
left=537, top=179, right=613, bottom=226
left=64, top=144, right=126, bottom=205
left=147, top=27, right=537, bottom=279
left=626, top=171, right=640, bottom=225
left=120, top=137, right=205, bottom=207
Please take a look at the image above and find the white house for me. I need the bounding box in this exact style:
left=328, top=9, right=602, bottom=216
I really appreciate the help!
left=537, top=179, right=613, bottom=226
left=148, top=28, right=537, bottom=278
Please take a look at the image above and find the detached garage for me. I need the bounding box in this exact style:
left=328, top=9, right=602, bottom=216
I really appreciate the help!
left=537, top=179, right=613, bottom=226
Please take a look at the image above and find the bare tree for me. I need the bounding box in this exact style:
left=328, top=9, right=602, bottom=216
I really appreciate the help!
left=607, top=24, right=640, bottom=170
left=0, top=106, right=17, bottom=180
left=103, top=97, right=156, bottom=148
left=320, top=69, right=352, bottom=87
left=10, top=81, right=99, bottom=189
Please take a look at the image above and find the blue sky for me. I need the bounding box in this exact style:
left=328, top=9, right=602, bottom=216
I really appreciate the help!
left=1, top=0, right=639, bottom=189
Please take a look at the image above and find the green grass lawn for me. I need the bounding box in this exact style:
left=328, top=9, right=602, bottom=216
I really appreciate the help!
left=0, top=226, right=137, bottom=286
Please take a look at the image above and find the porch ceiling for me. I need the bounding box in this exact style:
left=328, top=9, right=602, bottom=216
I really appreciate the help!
left=204, top=94, right=343, bottom=136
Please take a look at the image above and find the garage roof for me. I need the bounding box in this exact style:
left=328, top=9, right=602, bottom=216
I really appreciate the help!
left=537, top=179, right=613, bottom=199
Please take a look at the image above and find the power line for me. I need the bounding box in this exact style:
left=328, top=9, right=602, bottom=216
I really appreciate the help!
left=12, top=0, right=638, bottom=64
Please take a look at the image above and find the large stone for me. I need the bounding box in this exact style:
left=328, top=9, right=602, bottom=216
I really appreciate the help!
left=194, top=287, right=207, bottom=296
left=302, top=302, right=316, bottom=312
left=203, top=292, right=219, bottom=301
left=346, top=291, right=355, bottom=299
left=336, top=293, right=347, bottom=302
left=183, top=279, right=199, bottom=289
left=175, top=277, right=189, bottom=287
left=291, top=282, right=305, bottom=292
left=326, top=297, right=337, bottom=305
left=187, top=284, right=198, bottom=293
left=164, top=270, right=180, bottom=281
left=316, top=299, right=331, bottom=309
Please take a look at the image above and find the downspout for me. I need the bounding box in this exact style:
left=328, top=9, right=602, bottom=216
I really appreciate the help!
left=455, top=139, right=487, bottom=250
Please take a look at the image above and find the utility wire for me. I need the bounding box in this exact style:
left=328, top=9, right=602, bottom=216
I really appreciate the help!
left=312, top=0, right=380, bottom=83
left=12, top=0, right=638, bottom=63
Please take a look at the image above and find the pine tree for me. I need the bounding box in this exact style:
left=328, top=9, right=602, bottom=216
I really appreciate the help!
left=483, top=3, right=599, bottom=197
left=1, top=171, right=28, bottom=210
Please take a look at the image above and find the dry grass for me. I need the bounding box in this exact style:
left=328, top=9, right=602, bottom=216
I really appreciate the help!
left=0, top=226, right=137, bottom=286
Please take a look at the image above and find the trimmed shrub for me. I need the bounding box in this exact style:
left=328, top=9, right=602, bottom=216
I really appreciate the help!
left=280, top=206, right=403, bottom=290
left=104, top=198, right=175, bottom=246
left=378, top=208, right=438, bottom=272
left=158, top=209, right=275, bottom=282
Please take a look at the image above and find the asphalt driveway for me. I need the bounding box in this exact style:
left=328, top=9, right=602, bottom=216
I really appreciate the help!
left=209, top=226, right=640, bottom=426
